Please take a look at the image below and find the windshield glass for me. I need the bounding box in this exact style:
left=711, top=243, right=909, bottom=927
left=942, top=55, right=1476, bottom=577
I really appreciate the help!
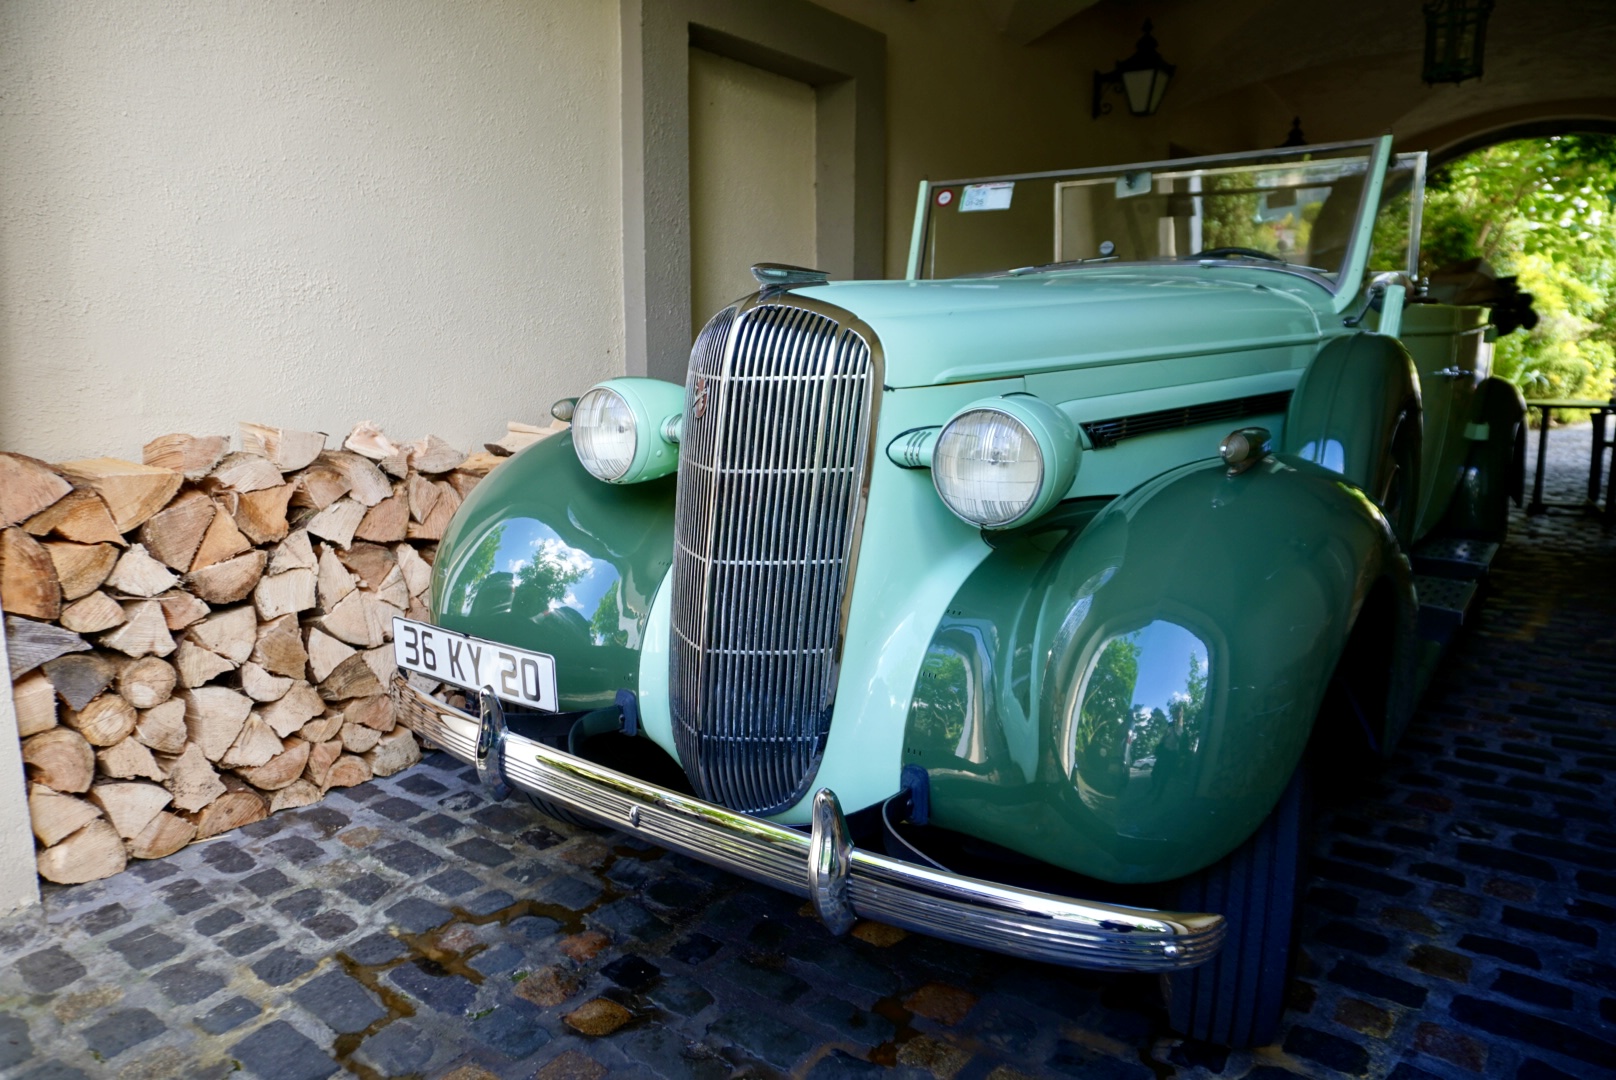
left=916, top=142, right=1381, bottom=287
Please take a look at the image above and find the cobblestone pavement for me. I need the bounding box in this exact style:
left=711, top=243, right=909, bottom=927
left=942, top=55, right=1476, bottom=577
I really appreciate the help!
left=2, top=428, right=1614, bottom=1080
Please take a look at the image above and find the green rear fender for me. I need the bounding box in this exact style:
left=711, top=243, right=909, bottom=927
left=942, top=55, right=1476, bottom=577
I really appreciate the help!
left=1441, top=376, right=1527, bottom=538
left=429, top=431, right=676, bottom=710
left=1284, top=333, right=1422, bottom=545
left=902, top=456, right=1409, bottom=883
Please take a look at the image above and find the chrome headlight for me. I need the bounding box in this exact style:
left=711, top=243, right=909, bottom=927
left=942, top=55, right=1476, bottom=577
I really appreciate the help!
left=931, top=396, right=1079, bottom=528
left=571, top=378, right=686, bottom=484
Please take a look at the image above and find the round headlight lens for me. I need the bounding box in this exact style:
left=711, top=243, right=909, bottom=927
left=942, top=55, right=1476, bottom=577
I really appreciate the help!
left=932, top=408, right=1045, bottom=527
left=573, top=387, right=637, bottom=481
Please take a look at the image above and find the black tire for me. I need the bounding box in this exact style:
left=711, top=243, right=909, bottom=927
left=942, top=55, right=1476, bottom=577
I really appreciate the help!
left=1162, top=768, right=1309, bottom=1047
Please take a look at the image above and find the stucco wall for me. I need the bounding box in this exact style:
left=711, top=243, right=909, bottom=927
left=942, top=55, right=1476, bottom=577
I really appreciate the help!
left=0, top=0, right=624, bottom=462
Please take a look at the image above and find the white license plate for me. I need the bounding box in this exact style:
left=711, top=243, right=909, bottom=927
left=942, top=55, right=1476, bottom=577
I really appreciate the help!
left=392, top=617, right=558, bottom=712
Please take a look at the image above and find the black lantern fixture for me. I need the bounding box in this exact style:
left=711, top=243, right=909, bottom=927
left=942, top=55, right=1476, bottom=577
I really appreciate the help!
left=1278, top=117, right=1307, bottom=148
left=1422, top=0, right=1494, bottom=85
left=1092, top=20, right=1176, bottom=119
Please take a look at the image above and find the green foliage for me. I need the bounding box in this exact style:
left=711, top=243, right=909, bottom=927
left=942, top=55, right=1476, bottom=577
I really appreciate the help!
left=1417, top=135, right=1616, bottom=403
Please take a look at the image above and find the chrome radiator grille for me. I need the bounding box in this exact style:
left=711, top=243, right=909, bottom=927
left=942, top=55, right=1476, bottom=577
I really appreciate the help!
left=670, top=300, right=876, bottom=815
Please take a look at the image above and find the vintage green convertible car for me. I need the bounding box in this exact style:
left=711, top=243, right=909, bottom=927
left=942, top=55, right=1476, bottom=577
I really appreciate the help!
left=391, top=136, right=1524, bottom=1046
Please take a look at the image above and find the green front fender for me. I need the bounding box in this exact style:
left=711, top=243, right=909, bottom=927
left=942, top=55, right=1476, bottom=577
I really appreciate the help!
left=902, top=455, right=1408, bottom=883
left=429, top=432, right=676, bottom=710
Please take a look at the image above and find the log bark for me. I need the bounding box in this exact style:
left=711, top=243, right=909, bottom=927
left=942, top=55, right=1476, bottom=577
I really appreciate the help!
left=321, top=653, right=385, bottom=702
left=64, top=692, right=138, bottom=746
left=290, top=465, right=350, bottom=511
left=130, top=811, right=196, bottom=859
left=88, top=779, right=172, bottom=840
left=142, top=433, right=230, bottom=479
left=189, top=504, right=252, bottom=571
left=186, top=549, right=267, bottom=604
left=220, top=713, right=283, bottom=768
left=339, top=721, right=382, bottom=754
left=0, top=452, right=72, bottom=527
left=260, top=681, right=324, bottom=737
left=252, top=614, right=308, bottom=679
left=42, top=652, right=117, bottom=711
left=346, top=693, right=396, bottom=732
left=96, top=737, right=168, bottom=781
left=106, top=544, right=180, bottom=598
left=365, top=728, right=421, bottom=778
left=408, top=434, right=466, bottom=475
left=22, top=489, right=124, bottom=545
left=307, top=498, right=365, bottom=549
left=59, top=591, right=126, bottom=634
left=100, top=600, right=176, bottom=658
left=22, top=727, right=95, bottom=792
left=57, top=458, right=182, bottom=533
left=175, top=640, right=235, bottom=687
left=457, top=450, right=504, bottom=476
left=254, top=567, right=316, bottom=620
left=239, top=423, right=327, bottom=472
left=234, top=482, right=295, bottom=544
left=29, top=783, right=103, bottom=846
left=236, top=737, right=310, bottom=790
left=179, top=686, right=252, bottom=759
left=13, top=670, right=58, bottom=736
left=323, top=753, right=373, bottom=790
left=43, top=541, right=119, bottom=601
left=37, top=819, right=126, bottom=884
left=1, top=527, right=62, bottom=619
left=304, top=738, right=343, bottom=787
left=306, top=627, right=356, bottom=683
left=188, top=603, right=257, bottom=663
left=162, top=744, right=226, bottom=811
left=155, top=589, right=210, bottom=630
left=447, top=469, right=487, bottom=501
left=268, top=779, right=321, bottom=813
left=207, top=452, right=283, bottom=494
left=354, top=491, right=408, bottom=543
left=319, top=450, right=392, bottom=507
left=186, top=789, right=266, bottom=840
left=116, top=655, right=176, bottom=709
left=135, top=699, right=188, bottom=754
left=269, top=529, right=317, bottom=573
left=137, top=490, right=215, bottom=571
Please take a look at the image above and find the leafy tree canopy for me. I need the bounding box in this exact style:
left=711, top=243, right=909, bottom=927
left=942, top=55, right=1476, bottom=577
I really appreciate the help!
left=1417, top=134, right=1616, bottom=402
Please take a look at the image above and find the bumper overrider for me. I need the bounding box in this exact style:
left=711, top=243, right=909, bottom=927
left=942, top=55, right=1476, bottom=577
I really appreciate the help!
left=392, top=676, right=1225, bottom=973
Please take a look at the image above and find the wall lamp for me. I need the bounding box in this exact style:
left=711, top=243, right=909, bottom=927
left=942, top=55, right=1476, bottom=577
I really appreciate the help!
left=1092, top=19, right=1175, bottom=119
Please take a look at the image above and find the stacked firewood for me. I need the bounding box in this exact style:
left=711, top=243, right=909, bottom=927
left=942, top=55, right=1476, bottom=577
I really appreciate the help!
left=1, top=420, right=531, bottom=885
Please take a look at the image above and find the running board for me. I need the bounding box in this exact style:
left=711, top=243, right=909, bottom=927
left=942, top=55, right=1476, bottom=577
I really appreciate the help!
left=1410, top=537, right=1500, bottom=580
left=1414, top=573, right=1479, bottom=644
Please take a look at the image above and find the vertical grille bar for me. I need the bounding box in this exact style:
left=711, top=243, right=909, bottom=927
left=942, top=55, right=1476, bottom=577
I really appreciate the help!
left=670, top=300, right=876, bottom=815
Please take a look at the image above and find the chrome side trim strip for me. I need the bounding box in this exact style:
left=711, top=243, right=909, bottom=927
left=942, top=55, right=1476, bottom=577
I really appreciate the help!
left=396, top=677, right=1226, bottom=973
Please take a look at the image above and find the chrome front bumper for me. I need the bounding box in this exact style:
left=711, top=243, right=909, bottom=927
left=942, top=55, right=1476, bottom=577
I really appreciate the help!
left=393, top=676, right=1225, bottom=973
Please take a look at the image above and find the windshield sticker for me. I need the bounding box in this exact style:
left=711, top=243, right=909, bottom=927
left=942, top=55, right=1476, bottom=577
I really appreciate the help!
left=1115, top=171, right=1152, bottom=198
left=935, top=189, right=954, bottom=207
left=960, top=182, right=1014, bottom=212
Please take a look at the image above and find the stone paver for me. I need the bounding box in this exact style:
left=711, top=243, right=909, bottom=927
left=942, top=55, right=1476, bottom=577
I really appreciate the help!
left=0, top=425, right=1613, bottom=1078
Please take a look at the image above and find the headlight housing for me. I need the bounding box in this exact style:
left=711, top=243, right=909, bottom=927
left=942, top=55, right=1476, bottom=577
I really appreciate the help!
left=931, top=396, right=1079, bottom=528
left=571, top=378, right=686, bottom=484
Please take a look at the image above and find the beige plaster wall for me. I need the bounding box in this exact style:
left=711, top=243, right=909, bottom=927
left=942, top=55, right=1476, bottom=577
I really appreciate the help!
left=0, top=0, right=624, bottom=463
left=809, top=1, right=1162, bottom=278
left=688, top=49, right=818, bottom=328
